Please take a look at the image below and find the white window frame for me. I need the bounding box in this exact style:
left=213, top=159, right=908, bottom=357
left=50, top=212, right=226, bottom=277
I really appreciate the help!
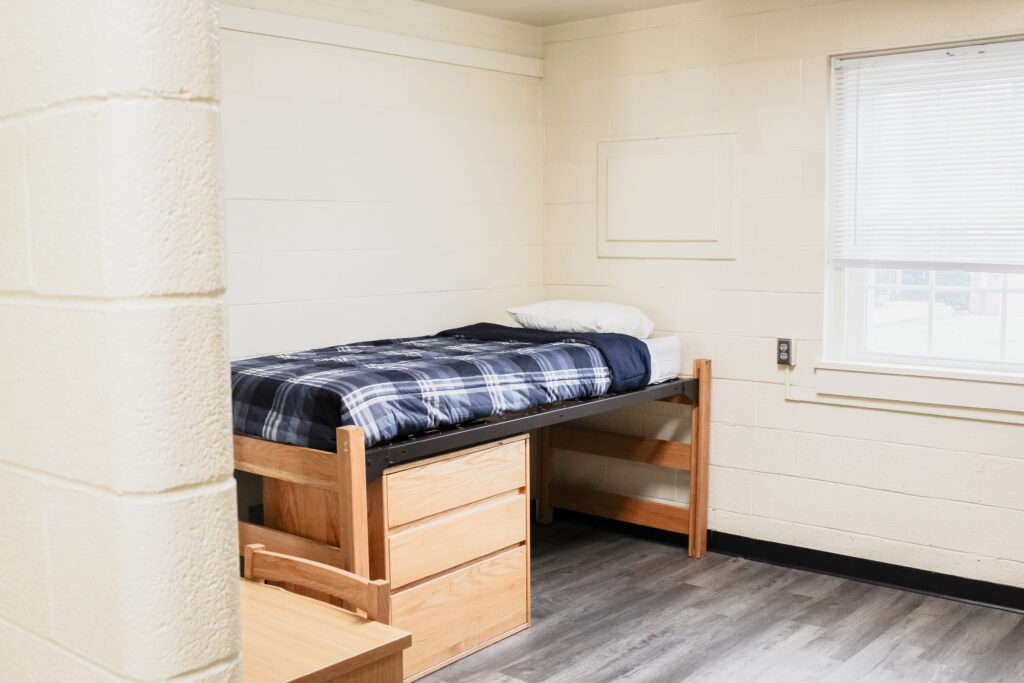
left=811, top=39, right=1024, bottom=420
left=825, top=39, right=1024, bottom=377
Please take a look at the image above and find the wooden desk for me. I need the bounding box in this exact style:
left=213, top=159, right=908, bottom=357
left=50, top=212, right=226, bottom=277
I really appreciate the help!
left=240, top=579, right=411, bottom=683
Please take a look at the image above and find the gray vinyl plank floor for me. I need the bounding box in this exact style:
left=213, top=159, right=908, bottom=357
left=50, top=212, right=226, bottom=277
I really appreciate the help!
left=423, top=517, right=1024, bottom=683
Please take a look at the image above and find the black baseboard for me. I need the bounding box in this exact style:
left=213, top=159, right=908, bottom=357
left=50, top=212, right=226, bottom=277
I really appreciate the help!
left=547, top=510, right=1024, bottom=614
left=708, top=529, right=1024, bottom=614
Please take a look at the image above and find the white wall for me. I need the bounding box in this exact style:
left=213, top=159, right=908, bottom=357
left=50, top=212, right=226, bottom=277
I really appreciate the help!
left=220, top=5, right=544, bottom=357
left=0, top=1, right=240, bottom=681
left=542, top=0, right=1024, bottom=588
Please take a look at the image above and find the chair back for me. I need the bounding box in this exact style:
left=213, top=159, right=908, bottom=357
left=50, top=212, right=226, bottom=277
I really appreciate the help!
left=242, top=543, right=391, bottom=624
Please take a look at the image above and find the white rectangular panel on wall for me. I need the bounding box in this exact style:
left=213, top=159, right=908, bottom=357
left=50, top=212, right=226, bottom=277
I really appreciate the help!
left=598, top=134, right=736, bottom=259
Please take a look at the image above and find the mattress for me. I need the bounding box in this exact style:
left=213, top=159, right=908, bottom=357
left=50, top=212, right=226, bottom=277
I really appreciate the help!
left=232, top=324, right=654, bottom=451
left=644, top=335, right=682, bottom=384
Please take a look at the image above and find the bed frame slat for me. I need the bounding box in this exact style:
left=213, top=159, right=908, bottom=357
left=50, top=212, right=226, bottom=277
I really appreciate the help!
left=238, top=520, right=347, bottom=569
left=234, top=435, right=338, bottom=489
left=548, top=484, right=690, bottom=535
left=547, top=426, right=691, bottom=470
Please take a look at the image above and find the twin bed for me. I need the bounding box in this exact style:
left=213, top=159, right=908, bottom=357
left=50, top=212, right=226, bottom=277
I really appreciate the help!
left=232, top=321, right=710, bottom=680
left=233, top=323, right=678, bottom=451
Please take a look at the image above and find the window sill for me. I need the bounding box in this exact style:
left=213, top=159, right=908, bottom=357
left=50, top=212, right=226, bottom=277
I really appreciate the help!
left=785, top=360, right=1024, bottom=424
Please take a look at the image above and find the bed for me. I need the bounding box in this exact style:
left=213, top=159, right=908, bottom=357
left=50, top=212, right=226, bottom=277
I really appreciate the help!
left=233, top=321, right=710, bottom=558
left=231, top=323, right=710, bottom=679
left=234, top=323, right=659, bottom=450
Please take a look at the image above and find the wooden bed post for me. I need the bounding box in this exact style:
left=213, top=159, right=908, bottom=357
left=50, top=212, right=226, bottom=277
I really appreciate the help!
left=535, top=428, right=554, bottom=524
left=338, top=425, right=370, bottom=578
left=688, top=359, right=711, bottom=558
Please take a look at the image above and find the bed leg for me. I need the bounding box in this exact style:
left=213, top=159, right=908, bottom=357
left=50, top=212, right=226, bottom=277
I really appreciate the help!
left=688, top=359, right=711, bottom=558
left=536, top=427, right=554, bottom=524
left=337, top=426, right=370, bottom=578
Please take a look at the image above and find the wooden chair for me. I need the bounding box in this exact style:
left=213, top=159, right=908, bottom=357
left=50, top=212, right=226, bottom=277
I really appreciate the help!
left=242, top=542, right=392, bottom=624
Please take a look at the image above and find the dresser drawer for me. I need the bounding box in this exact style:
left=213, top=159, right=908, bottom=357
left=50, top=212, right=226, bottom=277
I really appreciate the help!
left=386, top=438, right=527, bottom=528
left=392, top=545, right=528, bottom=681
left=388, top=493, right=527, bottom=589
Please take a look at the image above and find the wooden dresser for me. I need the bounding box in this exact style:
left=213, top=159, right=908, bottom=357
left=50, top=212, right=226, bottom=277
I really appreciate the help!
left=373, top=434, right=531, bottom=681
left=264, top=434, right=531, bottom=682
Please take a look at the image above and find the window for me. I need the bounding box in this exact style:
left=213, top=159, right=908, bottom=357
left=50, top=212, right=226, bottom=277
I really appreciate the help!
left=829, top=40, right=1024, bottom=373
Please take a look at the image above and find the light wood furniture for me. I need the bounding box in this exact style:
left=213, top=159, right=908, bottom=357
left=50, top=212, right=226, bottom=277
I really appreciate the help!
left=236, top=434, right=531, bottom=682
left=240, top=579, right=410, bottom=683
left=374, top=436, right=530, bottom=680
left=536, top=358, right=712, bottom=557
left=240, top=543, right=410, bottom=683
left=233, top=361, right=710, bottom=677
left=237, top=425, right=370, bottom=579
left=243, top=541, right=391, bottom=623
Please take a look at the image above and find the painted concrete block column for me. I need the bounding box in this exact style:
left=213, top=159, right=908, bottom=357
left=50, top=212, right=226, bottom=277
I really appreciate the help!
left=0, top=1, right=240, bottom=681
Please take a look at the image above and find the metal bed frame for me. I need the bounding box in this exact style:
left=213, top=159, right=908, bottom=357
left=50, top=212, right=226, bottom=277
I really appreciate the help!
left=364, top=374, right=700, bottom=482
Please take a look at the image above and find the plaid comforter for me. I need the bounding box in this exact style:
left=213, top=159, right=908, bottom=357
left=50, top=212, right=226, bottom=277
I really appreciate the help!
left=232, top=329, right=631, bottom=451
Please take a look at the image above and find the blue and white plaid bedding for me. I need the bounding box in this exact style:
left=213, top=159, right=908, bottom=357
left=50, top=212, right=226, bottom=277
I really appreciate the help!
left=231, top=329, right=631, bottom=451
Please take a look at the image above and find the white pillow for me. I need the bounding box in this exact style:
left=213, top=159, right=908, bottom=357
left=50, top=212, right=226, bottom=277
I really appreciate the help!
left=507, top=300, right=655, bottom=339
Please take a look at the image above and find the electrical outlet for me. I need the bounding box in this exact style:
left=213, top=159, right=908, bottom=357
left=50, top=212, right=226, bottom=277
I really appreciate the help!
left=777, top=338, right=794, bottom=366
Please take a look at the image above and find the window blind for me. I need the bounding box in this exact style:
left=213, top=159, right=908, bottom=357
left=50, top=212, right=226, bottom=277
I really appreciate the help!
left=830, top=39, right=1024, bottom=272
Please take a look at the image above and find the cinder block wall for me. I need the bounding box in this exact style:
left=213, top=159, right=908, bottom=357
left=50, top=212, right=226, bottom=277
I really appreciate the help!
left=0, top=2, right=240, bottom=680
left=541, top=0, right=1024, bottom=588
left=220, top=0, right=544, bottom=357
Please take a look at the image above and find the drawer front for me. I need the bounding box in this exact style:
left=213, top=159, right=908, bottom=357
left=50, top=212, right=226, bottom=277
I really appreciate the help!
left=388, top=493, right=526, bottom=589
left=392, top=545, right=528, bottom=680
left=386, top=439, right=526, bottom=528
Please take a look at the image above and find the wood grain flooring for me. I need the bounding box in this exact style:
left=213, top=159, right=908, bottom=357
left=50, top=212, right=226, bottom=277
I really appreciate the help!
left=423, top=517, right=1024, bottom=683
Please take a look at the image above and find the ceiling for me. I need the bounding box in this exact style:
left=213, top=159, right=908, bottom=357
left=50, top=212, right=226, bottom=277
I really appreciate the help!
left=419, top=0, right=692, bottom=27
